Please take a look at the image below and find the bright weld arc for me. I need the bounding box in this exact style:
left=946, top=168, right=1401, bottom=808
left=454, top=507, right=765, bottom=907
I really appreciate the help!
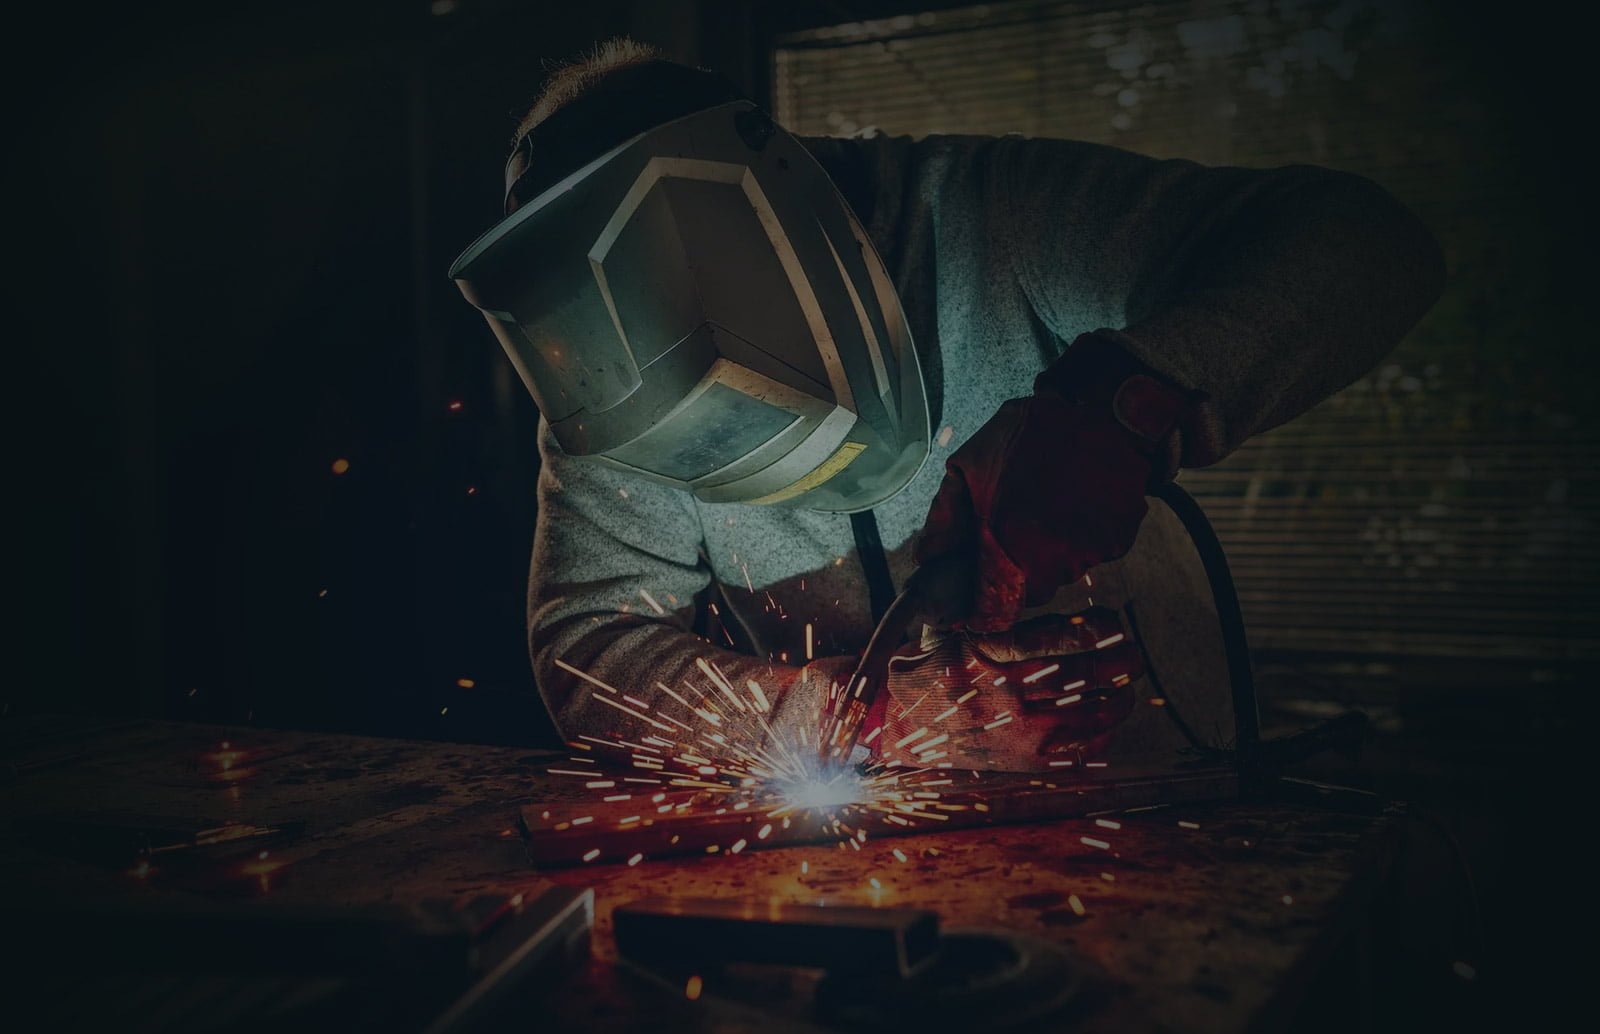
left=538, top=655, right=1029, bottom=863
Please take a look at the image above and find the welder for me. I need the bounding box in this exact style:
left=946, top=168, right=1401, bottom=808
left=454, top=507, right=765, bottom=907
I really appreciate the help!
left=450, top=40, right=1443, bottom=771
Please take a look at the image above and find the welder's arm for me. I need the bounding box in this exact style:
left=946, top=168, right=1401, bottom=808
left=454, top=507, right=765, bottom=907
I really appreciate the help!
left=916, top=139, right=1446, bottom=630
left=996, top=136, right=1447, bottom=471
left=527, top=419, right=837, bottom=746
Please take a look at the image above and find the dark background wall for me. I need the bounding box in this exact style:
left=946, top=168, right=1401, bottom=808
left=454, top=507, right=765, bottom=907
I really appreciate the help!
left=18, top=0, right=742, bottom=745
left=14, top=0, right=1589, bottom=758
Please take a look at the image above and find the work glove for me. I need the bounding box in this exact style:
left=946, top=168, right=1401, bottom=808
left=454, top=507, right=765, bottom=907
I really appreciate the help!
left=865, top=609, right=1144, bottom=772
left=768, top=655, right=861, bottom=754
left=915, top=335, right=1199, bottom=633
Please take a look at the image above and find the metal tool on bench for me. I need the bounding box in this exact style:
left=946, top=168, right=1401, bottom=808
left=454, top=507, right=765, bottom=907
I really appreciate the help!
left=614, top=896, right=1088, bottom=1030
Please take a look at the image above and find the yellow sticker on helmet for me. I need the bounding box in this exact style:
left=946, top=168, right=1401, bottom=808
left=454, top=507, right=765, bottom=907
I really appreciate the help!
left=747, top=442, right=867, bottom=505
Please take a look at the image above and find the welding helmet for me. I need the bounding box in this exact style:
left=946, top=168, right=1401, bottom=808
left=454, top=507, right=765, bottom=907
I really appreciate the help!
left=448, top=63, right=928, bottom=512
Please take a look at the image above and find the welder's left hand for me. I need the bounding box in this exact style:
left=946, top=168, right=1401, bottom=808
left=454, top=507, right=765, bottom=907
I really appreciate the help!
left=867, top=609, right=1145, bottom=772
left=773, top=655, right=864, bottom=752
left=915, top=336, right=1197, bottom=633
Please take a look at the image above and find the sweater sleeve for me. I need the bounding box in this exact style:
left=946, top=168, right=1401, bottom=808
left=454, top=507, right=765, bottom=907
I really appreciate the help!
left=527, top=418, right=817, bottom=748
left=991, top=135, right=1446, bottom=468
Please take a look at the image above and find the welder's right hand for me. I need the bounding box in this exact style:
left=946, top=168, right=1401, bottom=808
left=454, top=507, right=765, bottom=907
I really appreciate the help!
left=913, top=336, right=1197, bottom=633
left=871, top=609, right=1144, bottom=772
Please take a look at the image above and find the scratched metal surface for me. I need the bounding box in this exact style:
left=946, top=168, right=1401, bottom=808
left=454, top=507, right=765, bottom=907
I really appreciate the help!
left=0, top=718, right=1397, bottom=1033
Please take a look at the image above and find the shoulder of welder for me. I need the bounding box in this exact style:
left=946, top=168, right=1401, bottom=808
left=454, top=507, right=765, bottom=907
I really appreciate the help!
left=796, top=130, right=1010, bottom=242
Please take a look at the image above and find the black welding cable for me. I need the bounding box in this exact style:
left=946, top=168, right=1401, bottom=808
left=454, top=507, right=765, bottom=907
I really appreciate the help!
left=849, top=510, right=898, bottom=625
left=1150, top=480, right=1262, bottom=755
left=1408, top=804, right=1488, bottom=971
left=1124, top=601, right=1230, bottom=758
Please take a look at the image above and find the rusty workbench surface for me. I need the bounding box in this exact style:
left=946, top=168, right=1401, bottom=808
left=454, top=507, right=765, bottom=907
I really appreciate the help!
left=0, top=717, right=1399, bottom=1033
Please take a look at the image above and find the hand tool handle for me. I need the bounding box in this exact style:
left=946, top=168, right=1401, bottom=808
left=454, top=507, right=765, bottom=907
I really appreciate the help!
left=817, top=553, right=973, bottom=767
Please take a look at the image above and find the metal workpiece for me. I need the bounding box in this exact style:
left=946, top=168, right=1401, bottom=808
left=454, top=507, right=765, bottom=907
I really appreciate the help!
left=520, top=765, right=1240, bottom=868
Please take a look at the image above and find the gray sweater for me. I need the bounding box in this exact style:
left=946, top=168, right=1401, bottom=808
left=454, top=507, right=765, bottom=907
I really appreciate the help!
left=526, top=132, right=1444, bottom=744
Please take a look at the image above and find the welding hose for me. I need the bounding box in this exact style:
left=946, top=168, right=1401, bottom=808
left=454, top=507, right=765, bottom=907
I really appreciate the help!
left=1148, top=480, right=1262, bottom=756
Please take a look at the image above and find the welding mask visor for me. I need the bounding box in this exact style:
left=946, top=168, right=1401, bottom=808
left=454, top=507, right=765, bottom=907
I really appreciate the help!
left=449, top=91, right=928, bottom=512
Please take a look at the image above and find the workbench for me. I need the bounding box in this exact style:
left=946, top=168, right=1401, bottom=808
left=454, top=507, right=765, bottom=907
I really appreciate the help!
left=0, top=717, right=1401, bottom=1032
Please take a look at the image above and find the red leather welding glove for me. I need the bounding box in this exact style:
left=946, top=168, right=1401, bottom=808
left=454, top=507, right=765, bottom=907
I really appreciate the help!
left=871, top=609, right=1143, bottom=772
left=915, top=335, right=1199, bottom=633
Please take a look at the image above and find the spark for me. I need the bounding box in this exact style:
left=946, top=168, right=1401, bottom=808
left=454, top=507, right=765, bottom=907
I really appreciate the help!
left=1080, top=836, right=1110, bottom=850
left=1068, top=894, right=1085, bottom=916
left=1022, top=664, right=1059, bottom=684
left=1095, top=633, right=1125, bottom=649
left=894, top=727, right=929, bottom=749
left=685, top=975, right=703, bottom=1000
left=896, top=690, right=930, bottom=719
left=592, top=692, right=675, bottom=731
left=531, top=652, right=1014, bottom=864
left=639, top=589, right=666, bottom=615
left=554, top=657, right=622, bottom=695
left=1178, top=820, right=1200, bottom=829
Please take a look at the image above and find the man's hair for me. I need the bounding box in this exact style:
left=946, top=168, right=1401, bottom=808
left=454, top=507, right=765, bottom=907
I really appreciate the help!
left=500, top=39, right=749, bottom=215
left=514, top=37, right=663, bottom=144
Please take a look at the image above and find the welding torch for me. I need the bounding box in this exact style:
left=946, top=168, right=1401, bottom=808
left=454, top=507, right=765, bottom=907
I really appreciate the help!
left=816, top=553, right=973, bottom=770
